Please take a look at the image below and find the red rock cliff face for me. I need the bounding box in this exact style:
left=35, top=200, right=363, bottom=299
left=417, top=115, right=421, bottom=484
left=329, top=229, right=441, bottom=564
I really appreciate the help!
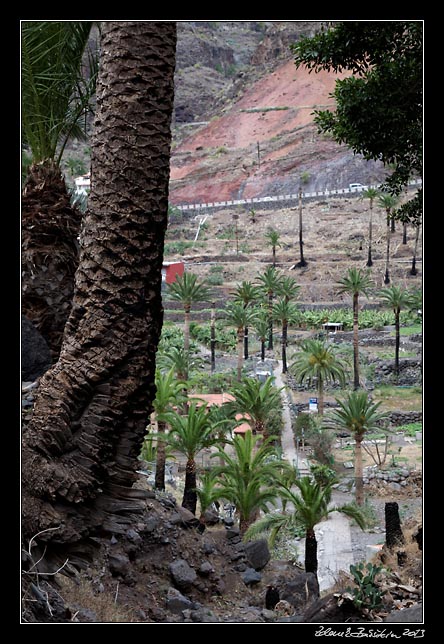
left=169, top=60, right=356, bottom=205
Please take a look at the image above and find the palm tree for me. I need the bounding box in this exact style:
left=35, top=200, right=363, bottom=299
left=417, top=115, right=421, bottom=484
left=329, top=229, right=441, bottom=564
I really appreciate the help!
left=251, top=308, right=269, bottom=362
left=256, top=266, right=283, bottom=350
left=224, top=301, right=258, bottom=381
left=232, top=281, right=260, bottom=359
left=196, top=470, right=222, bottom=524
left=290, top=339, right=348, bottom=415
left=157, top=345, right=202, bottom=382
left=227, top=376, right=283, bottom=440
left=167, top=272, right=211, bottom=364
left=245, top=476, right=366, bottom=574
left=276, top=275, right=300, bottom=303
left=162, top=402, right=222, bottom=515
left=378, top=193, right=399, bottom=284
left=21, top=21, right=98, bottom=356
left=326, top=391, right=388, bottom=506
left=212, top=431, right=292, bottom=534
left=295, top=187, right=307, bottom=267
left=336, top=268, right=373, bottom=390
left=21, top=22, right=177, bottom=549
left=152, top=369, right=187, bottom=490
left=361, top=187, right=379, bottom=267
left=378, top=285, right=412, bottom=380
left=265, top=228, right=282, bottom=267
left=272, top=298, right=300, bottom=373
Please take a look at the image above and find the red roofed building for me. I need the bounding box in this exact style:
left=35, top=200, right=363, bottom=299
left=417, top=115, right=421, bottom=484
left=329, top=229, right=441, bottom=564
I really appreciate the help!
left=188, top=393, right=252, bottom=437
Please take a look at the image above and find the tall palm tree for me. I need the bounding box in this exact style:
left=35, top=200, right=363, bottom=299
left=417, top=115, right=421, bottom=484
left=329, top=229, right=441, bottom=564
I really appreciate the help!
left=336, top=268, right=373, bottom=390
left=378, top=193, right=399, bottom=284
left=152, top=368, right=187, bottom=490
left=361, top=187, right=379, bottom=267
left=256, top=266, right=283, bottom=350
left=290, top=338, right=348, bottom=415
left=326, top=392, right=388, bottom=506
left=227, top=376, right=283, bottom=440
left=232, top=281, right=260, bottom=359
left=272, top=298, right=300, bottom=373
left=212, top=431, right=292, bottom=535
left=162, top=402, right=222, bottom=514
left=21, top=21, right=98, bottom=356
left=223, top=301, right=258, bottom=381
left=21, top=22, right=177, bottom=549
left=295, top=187, right=307, bottom=267
left=167, top=272, right=211, bottom=362
left=245, top=476, right=366, bottom=574
left=251, top=308, right=269, bottom=362
left=378, top=285, right=412, bottom=380
left=265, top=228, right=282, bottom=267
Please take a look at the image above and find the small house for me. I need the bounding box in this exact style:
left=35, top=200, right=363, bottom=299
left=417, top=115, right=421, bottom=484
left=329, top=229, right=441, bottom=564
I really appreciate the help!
left=162, top=261, right=184, bottom=285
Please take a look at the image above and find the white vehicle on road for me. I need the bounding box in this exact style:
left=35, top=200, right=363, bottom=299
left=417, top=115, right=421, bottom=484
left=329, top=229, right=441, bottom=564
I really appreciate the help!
left=349, top=182, right=368, bottom=193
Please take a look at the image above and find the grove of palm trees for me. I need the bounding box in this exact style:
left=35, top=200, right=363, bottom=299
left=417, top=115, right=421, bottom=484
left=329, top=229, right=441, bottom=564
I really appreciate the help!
left=21, top=20, right=423, bottom=626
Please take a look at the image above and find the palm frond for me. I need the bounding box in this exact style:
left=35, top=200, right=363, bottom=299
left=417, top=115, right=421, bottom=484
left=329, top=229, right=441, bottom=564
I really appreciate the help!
left=22, top=21, right=98, bottom=163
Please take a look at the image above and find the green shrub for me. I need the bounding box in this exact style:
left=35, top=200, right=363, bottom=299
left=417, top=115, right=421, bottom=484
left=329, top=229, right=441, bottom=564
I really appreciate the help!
left=347, top=562, right=385, bottom=611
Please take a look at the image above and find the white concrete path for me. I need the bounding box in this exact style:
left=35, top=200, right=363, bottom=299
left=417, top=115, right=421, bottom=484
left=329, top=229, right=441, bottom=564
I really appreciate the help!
left=274, top=361, right=355, bottom=592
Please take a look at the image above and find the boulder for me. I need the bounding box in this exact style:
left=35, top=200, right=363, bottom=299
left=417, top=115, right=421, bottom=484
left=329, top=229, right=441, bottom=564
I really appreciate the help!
left=242, top=568, right=262, bottom=585
left=384, top=603, right=423, bottom=623
left=169, top=558, right=197, bottom=590
left=280, top=572, right=320, bottom=609
left=21, top=315, right=52, bottom=381
left=166, top=587, right=196, bottom=614
left=243, top=538, right=270, bottom=571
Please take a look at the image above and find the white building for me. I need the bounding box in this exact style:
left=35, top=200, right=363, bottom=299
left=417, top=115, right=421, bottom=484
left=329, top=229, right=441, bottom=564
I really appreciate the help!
left=74, top=173, right=90, bottom=195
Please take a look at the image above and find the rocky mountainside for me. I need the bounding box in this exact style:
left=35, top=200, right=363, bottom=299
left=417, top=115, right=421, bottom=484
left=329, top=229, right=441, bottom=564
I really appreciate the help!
left=168, top=21, right=388, bottom=206
left=62, top=21, right=388, bottom=199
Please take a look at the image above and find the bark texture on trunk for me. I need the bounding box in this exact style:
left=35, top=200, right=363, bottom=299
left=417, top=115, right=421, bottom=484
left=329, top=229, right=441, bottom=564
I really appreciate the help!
left=354, top=436, right=364, bottom=506
left=182, top=458, right=197, bottom=515
left=352, top=293, right=360, bottom=390
left=385, top=501, right=405, bottom=549
left=22, top=161, right=81, bottom=358
left=155, top=420, right=167, bottom=490
left=305, top=528, right=318, bottom=574
left=21, top=22, right=177, bottom=551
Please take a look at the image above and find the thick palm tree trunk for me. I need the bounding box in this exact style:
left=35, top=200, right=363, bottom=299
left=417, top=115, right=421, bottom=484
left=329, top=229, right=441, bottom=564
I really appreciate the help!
left=21, top=22, right=177, bottom=550
left=352, top=292, right=360, bottom=390
left=410, top=222, right=420, bottom=275
left=318, top=375, right=324, bottom=415
left=366, top=204, right=373, bottom=267
left=282, top=321, right=288, bottom=373
left=354, top=435, right=364, bottom=505
left=182, top=457, right=198, bottom=514
left=244, top=326, right=249, bottom=360
left=22, top=161, right=81, bottom=359
left=155, top=420, right=168, bottom=490
left=384, top=213, right=391, bottom=284
left=236, top=328, right=244, bottom=381
left=394, top=310, right=400, bottom=381
left=268, top=293, right=273, bottom=350
left=184, top=307, right=191, bottom=355
left=305, top=528, right=318, bottom=574
left=261, top=338, right=266, bottom=362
